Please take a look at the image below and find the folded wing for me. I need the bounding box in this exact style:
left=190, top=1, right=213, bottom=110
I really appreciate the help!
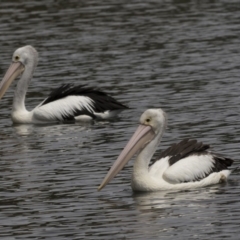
left=153, top=139, right=233, bottom=184
left=32, top=84, right=128, bottom=122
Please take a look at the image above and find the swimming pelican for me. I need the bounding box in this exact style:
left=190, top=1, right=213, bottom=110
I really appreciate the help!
left=0, top=45, right=128, bottom=124
left=98, top=109, right=234, bottom=191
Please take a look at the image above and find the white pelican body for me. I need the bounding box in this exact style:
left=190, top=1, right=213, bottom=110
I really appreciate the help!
left=0, top=45, right=128, bottom=124
left=98, top=109, right=233, bottom=192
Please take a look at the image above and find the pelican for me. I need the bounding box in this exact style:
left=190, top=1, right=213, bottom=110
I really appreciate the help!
left=0, top=45, right=128, bottom=124
left=98, top=109, right=234, bottom=191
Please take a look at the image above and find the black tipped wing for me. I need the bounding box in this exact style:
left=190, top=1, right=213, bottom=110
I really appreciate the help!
left=157, top=139, right=210, bottom=166
left=34, top=84, right=128, bottom=122
left=154, top=139, right=234, bottom=183
left=41, top=84, right=128, bottom=112
left=210, top=154, right=234, bottom=172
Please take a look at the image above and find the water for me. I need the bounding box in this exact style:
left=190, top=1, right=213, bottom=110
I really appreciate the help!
left=0, top=0, right=240, bottom=239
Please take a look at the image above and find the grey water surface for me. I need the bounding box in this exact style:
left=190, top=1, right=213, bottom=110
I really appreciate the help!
left=0, top=0, right=240, bottom=239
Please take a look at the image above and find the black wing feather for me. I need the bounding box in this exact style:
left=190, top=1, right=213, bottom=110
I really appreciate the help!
left=41, top=84, right=128, bottom=110
left=154, top=139, right=234, bottom=182
left=156, top=139, right=210, bottom=166
left=39, top=84, right=128, bottom=121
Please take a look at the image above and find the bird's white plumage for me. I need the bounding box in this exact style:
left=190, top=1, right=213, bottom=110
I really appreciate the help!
left=93, top=109, right=123, bottom=120
left=162, top=154, right=215, bottom=184
left=98, top=108, right=233, bottom=192
left=33, top=96, right=94, bottom=122
left=0, top=45, right=127, bottom=124
left=131, top=151, right=231, bottom=191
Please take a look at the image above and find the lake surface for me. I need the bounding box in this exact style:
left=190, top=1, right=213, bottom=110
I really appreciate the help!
left=0, top=0, right=240, bottom=239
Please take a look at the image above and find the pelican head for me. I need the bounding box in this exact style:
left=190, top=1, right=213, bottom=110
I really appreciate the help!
left=0, top=45, right=38, bottom=99
left=139, top=108, right=167, bottom=135
left=98, top=108, right=167, bottom=191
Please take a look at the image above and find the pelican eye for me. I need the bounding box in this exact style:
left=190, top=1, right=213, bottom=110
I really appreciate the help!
left=146, top=118, right=150, bottom=123
left=15, top=55, right=20, bottom=61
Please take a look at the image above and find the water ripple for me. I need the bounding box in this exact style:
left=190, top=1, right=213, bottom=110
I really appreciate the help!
left=0, top=0, right=240, bottom=239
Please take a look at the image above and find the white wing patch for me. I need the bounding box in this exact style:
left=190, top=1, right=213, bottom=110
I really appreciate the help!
left=32, top=96, right=95, bottom=122
left=162, top=154, right=215, bottom=184
left=149, top=157, right=170, bottom=177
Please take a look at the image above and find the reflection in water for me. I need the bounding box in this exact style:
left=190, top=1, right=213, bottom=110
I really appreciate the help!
left=96, top=184, right=239, bottom=239
left=13, top=122, right=92, bottom=137
left=133, top=187, right=225, bottom=212
left=139, top=186, right=237, bottom=237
